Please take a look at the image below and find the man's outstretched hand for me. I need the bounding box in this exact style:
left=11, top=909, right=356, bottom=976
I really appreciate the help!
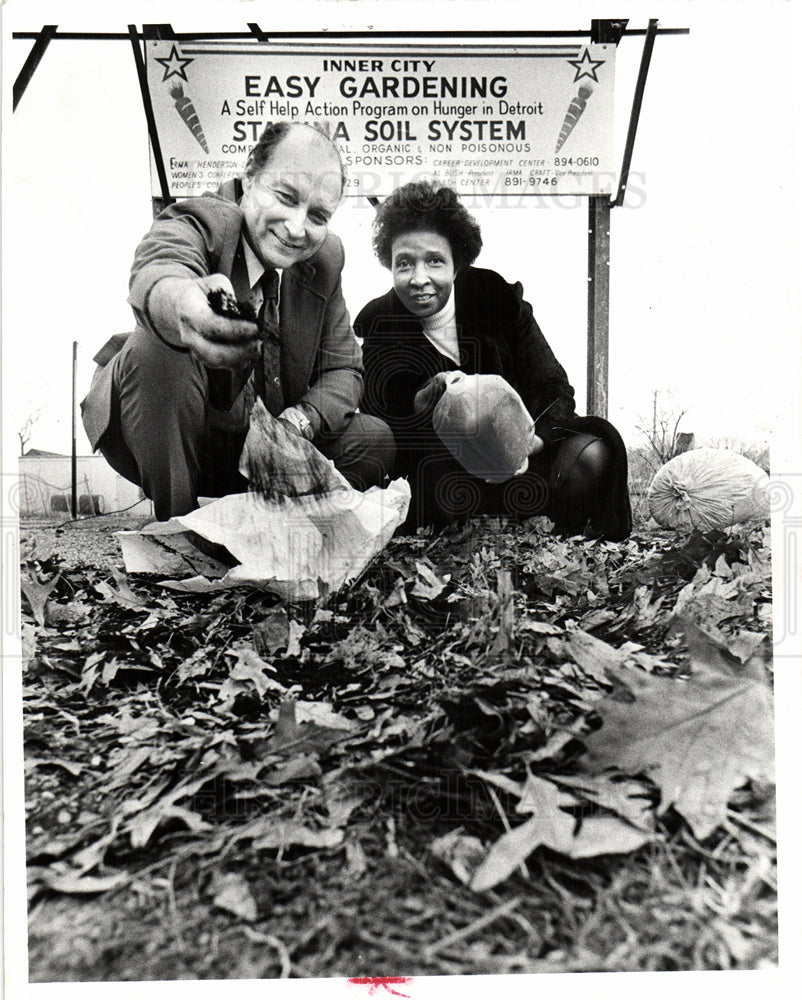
left=148, top=274, right=261, bottom=369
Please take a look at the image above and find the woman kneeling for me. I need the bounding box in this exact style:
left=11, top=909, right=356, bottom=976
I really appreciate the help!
left=355, top=180, right=631, bottom=541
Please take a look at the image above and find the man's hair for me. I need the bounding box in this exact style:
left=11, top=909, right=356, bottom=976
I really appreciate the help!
left=243, top=121, right=347, bottom=192
left=372, top=180, right=483, bottom=271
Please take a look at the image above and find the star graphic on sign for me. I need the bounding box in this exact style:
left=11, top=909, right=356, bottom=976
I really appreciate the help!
left=155, top=44, right=194, bottom=83
left=568, top=48, right=606, bottom=83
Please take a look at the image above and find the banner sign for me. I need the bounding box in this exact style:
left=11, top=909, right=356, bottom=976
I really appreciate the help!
left=145, top=40, right=616, bottom=199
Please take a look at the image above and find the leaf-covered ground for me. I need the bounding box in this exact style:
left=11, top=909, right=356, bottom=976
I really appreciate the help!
left=19, top=514, right=777, bottom=980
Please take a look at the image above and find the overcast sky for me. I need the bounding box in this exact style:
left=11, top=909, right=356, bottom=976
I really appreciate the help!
left=3, top=0, right=801, bottom=469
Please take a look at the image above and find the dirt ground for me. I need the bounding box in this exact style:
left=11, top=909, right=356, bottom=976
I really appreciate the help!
left=17, top=512, right=777, bottom=981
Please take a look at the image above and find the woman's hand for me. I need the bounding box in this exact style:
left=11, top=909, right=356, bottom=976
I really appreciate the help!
left=148, top=274, right=262, bottom=369
left=511, top=435, right=544, bottom=477
left=529, top=431, right=544, bottom=457
left=413, top=371, right=453, bottom=416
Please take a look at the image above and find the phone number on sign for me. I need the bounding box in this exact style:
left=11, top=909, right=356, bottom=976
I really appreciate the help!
left=554, top=157, right=600, bottom=167
left=505, top=175, right=558, bottom=186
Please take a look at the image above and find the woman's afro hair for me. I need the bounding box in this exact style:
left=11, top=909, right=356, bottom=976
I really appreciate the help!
left=372, top=180, right=482, bottom=271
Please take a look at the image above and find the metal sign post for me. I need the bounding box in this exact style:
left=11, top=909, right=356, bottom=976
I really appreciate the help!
left=585, top=18, right=627, bottom=419
left=587, top=194, right=611, bottom=418
left=12, top=24, right=57, bottom=110
left=586, top=18, right=660, bottom=418
left=71, top=341, right=78, bottom=519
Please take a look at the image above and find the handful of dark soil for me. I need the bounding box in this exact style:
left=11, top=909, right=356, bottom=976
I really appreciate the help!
left=239, top=398, right=347, bottom=500
left=207, top=291, right=343, bottom=499
left=207, top=288, right=258, bottom=324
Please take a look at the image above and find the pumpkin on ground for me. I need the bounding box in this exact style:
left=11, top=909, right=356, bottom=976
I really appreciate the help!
left=648, top=448, right=769, bottom=531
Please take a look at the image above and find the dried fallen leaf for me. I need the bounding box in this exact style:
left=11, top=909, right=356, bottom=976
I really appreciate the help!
left=671, top=564, right=757, bottom=629
left=212, top=872, right=258, bottom=922
left=271, top=698, right=301, bottom=747
left=430, top=829, right=486, bottom=886
left=286, top=619, right=304, bottom=657
left=411, top=560, right=450, bottom=599
left=175, top=648, right=214, bottom=682
left=252, top=608, right=293, bottom=655
left=101, top=657, right=125, bottom=685
left=25, top=757, right=84, bottom=778
left=471, top=774, right=649, bottom=892
left=219, top=647, right=287, bottom=705
left=79, top=651, right=105, bottom=694
left=631, top=585, right=665, bottom=628
left=20, top=565, right=60, bottom=626
left=581, top=620, right=774, bottom=838
left=21, top=622, right=37, bottom=668
left=329, top=624, right=405, bottom=671
left=568, top=816, right=652, bottom=859
left=525, top=727, right=581, bottom=764
left=96, top=708, right=160, bottom=739
left=323, top=780, right=364, bottom=828
left=267, top=699, right=358, bottom=757
left=345, top=839, right=369, bottom=878
left=231, top=816, right=343, bottom=852
left=515, top=772, right=579, bottom=813
left=262, top=754, right=322, bottom=787
left=42, top=870, right=130, bottom=895
left=548, top=629, right=628, bottom=684
left=518, top=620, right=562, bottom=636
left=294, top=701, right=358, bottom=731
left=67, top=816, right=124, bottom=875
left=94, top=570, right=147, bottom=610
left=471, top=768, right=534, bottom=801
left=45, top=601, right=94, bottom=627
left=544, top=773, right=655, bottom=831
left=125, top=775, right=213, bottom=848
left=725, top=630, right=768, bottom=664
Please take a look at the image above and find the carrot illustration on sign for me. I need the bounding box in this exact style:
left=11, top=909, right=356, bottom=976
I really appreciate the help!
left=169, top=81, right=210, bottom=153
left=555, top=82, right=594, bottom=153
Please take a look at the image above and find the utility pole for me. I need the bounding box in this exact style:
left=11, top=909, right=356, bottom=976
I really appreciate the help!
left=652, top=389, right=658, bottom=445
left=71, top=341, right=78, bottom=519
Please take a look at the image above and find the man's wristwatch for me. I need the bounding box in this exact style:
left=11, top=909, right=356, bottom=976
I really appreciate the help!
left=279, top=406, right=314, bottom=440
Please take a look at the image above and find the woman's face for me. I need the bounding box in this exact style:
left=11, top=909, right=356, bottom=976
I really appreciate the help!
left=390, top=230, right=456, bottom=317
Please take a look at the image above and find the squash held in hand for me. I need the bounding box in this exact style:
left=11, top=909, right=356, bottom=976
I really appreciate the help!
left=427, top=372, right=538, bottom=484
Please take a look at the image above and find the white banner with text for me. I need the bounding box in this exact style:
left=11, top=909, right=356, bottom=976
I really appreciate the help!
left=146, top=40, right=616, bottom=199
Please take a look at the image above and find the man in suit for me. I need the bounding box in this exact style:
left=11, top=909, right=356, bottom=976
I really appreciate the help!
left=82, top=122, right=395, bottom=520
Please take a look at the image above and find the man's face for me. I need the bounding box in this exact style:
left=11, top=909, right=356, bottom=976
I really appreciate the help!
left=240, top=128, right=343, bottom=270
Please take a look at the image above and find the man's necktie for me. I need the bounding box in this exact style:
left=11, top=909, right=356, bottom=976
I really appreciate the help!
left=256, top=268, right=285, bottom=417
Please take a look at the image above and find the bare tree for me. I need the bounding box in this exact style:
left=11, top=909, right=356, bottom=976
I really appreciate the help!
left=18, top=407, right=44, bottom=456
left=706, top=436, right=770, bottom=473
left=635, top=391, right=688, bottom=472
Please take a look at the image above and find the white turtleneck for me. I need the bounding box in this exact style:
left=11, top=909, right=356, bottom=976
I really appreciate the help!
left=420, top=287, right=460, bottom=365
